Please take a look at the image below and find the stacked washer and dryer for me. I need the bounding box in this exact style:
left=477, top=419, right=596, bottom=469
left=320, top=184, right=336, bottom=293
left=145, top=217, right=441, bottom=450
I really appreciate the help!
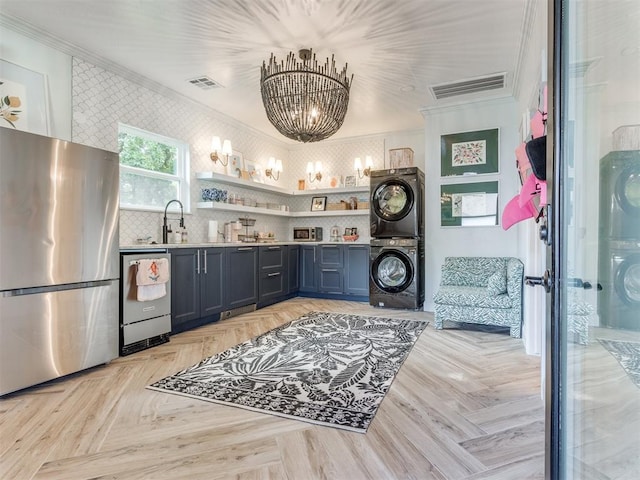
left=369, top=167, right=425, bottom=310
left=597, top=149, right=640, bottom=331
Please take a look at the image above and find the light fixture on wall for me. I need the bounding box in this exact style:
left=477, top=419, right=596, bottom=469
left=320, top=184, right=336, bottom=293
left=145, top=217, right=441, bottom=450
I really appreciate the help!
left=260, top=48, right=353, bottom=143
left=265, top=157, right=283, bottom=181
left=210, top=136, right=232, bottom=166
left=306, top=161, right=323, bottom=183
left=354, top=155, right=373, bottom=178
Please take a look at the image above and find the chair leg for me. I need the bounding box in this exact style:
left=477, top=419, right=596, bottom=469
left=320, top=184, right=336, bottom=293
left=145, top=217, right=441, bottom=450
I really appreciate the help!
left=434, top=317, right=443, bottom=330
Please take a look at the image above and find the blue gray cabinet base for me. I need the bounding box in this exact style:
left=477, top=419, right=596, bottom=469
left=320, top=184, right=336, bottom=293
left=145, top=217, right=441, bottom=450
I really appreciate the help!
left=170, top=243, right=370, bottom=335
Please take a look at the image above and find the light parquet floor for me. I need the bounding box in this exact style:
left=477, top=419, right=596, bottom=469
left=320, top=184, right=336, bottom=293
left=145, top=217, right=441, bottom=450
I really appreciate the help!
left=1, top=298, right=546, bottom=479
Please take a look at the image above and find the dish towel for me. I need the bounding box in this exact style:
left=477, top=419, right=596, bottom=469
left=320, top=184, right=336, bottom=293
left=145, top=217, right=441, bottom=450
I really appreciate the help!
left=136, top=258, right=170, bottom=301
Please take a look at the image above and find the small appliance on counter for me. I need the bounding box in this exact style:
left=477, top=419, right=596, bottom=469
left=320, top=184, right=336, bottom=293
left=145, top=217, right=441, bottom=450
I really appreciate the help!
left=293, top=226, right=323, bottom=241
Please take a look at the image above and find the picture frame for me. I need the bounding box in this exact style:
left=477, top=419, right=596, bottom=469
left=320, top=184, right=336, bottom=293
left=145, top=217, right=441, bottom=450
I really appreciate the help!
left=440, top=181, right=499, bottom=227
left=327, top=174, right=342, bottom=188
left=229, top=150, right=244, bottom=177
left=389, top=148, right=414, bottom=168
left=311, top=196, right=327, bottom=211
left=440, top=128, right=499, bottom=177
left=0, top=59, right=50, bottom=136
left=344, top=175, right=357, bottom=187
left=244, top=159, right=264, bottom=183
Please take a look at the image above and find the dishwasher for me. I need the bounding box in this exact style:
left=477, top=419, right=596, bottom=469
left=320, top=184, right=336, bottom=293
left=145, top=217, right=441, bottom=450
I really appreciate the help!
left=120, top=250, right=172, bottom=355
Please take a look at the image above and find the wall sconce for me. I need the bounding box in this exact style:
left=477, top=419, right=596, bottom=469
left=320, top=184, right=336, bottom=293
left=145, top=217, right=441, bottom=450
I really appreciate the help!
left=306, top=161, right=323, bottom=183
left=354, top=155, right=373, bottom=178
left=210, top=136, right=233, bottom=166
left=266, top=157, right=283, bottom=181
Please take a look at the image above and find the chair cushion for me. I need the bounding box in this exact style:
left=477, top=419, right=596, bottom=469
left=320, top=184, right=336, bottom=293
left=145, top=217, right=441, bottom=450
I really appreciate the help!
left=486, top=269, right=507, bottom=295
left=434, top=286, right=513, bottom=309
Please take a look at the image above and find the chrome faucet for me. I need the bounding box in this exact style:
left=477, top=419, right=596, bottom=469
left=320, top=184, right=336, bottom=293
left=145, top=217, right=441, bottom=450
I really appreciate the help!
left=162, top=199, right=184, bottom=244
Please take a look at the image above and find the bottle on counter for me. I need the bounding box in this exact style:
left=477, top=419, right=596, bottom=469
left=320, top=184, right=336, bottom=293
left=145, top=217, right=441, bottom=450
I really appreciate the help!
left=173, top=228, right=182, bottom=244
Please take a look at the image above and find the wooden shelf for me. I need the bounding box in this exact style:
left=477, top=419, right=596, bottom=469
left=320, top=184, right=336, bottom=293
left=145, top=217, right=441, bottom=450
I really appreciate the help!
left=196, top=202, right=290, bottom=217
left=290, top=185, right=369, bottom=196
left=195, top=172, right=290, bottom=195
left=289, top=209, right=368, bottom=217
left=196, top=202, right=369, bottom=218
left=195, top=172, right=369, bottom=197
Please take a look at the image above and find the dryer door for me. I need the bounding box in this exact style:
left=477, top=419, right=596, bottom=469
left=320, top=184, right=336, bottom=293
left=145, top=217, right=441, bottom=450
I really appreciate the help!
left=371, top=249, right=414, bottom=293
left=614, top=166, right=640, bottom=218
left=614, top=253, right=640, bottom=306
left=372, top=179, right=415, bottom=221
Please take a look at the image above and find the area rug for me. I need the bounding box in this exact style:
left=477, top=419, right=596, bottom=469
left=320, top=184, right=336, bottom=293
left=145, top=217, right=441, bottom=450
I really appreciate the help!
left=148, top=311, right=427, bottom=432
left=598, top=339, right=640, bottom=388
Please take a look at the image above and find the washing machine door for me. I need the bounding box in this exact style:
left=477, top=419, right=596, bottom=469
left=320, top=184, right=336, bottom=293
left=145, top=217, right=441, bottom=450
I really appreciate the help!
left=614, top=253, right=640, bottom=306
left=371, top=250, right=414, bottom=293
left=372, top=179, right=415, bottom=221
left=614, top=165, right=640, bottom=217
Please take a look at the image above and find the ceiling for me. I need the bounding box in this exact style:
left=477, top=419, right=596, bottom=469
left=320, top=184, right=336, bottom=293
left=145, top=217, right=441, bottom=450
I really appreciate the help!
left=0, top=0, right=532, bottom=143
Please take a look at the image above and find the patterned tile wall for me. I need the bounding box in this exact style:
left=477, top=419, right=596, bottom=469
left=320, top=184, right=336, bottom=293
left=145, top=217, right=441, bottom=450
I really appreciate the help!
left=72, top=57, right=392, bottom=245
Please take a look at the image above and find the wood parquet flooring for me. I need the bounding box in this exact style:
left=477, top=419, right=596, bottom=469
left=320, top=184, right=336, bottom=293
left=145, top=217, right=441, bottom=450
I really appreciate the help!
left=1, top=298, right=545, bottom=479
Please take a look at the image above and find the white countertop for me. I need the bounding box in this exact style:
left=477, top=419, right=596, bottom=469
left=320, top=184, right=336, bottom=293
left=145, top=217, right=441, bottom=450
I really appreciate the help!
left=120, top=240, right=369, bottom=250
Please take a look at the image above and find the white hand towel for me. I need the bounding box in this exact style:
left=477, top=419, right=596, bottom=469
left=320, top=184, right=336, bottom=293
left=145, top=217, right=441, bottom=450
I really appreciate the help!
left=136, top=258, right=170, bottom=286
left=137, top=283, right=167, bottom=302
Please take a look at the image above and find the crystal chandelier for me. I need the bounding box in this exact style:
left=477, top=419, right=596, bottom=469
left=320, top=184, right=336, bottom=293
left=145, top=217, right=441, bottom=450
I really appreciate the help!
left=260, top=48, right=353, bottom=143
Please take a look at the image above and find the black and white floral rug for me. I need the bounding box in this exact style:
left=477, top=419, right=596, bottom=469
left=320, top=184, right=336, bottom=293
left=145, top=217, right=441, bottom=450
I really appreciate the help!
left=598, top=339, right=640, bottom=388
left=148, top=311, right=427, bottom=432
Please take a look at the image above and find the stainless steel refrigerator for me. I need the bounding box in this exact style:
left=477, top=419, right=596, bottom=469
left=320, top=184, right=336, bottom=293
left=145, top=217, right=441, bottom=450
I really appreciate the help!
left=0, top=128, right=120, bottom=396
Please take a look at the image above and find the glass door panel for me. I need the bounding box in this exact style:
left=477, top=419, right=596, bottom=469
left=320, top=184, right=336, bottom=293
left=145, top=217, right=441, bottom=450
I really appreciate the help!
left=551, top=0, right=640, bottom=477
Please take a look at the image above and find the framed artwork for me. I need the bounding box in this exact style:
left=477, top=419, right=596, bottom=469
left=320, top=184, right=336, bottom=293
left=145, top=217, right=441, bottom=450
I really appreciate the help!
left=0, top=59, right=49, bottom=136
left=311, top=196, right=327, bottom=211
left=229, top=150, right=244, bottom=177
left=440, top=181, right=499, bottom=227
left=245, top=159, right=264, bottom=183
left=440, top=128, right=499, bottom=176
left=327, top=174, right=342, bottom=188
left=344, top=175, right=357, bottom=187
left=389, top=148, right=414, bottom=168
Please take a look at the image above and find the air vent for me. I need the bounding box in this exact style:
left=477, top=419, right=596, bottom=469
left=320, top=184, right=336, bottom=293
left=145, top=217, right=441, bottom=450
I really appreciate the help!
left=187, top=76, right=222, bottom=90
left=431, top=73, right=506, bottom=100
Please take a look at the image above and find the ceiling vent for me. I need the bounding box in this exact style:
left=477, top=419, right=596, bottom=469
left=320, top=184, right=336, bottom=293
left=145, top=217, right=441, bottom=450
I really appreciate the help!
left=187, top=76, right=222, bottom=90
left=431, top=73, right=506, bottom=100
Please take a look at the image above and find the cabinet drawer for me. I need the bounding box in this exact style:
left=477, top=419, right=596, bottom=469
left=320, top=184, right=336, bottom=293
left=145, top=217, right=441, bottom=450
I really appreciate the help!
left=259, top=246, right=285, bottom=269
left=318, top=245, right=342, bottom=266
left=259, top=270, right=285, bottom=299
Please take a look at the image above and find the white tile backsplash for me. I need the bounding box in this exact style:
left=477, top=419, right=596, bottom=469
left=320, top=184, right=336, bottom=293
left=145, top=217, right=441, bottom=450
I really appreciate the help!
left=72, top=57, right=416, bottom=246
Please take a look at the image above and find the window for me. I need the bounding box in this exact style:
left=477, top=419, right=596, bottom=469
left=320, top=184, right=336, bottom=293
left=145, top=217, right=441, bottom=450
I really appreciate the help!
left=118, top=124, right=190, bottom=212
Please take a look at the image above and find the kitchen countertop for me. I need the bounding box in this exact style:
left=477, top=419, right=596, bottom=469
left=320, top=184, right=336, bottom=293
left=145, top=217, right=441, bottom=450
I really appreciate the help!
left=120, top=240, right=370, bottom=250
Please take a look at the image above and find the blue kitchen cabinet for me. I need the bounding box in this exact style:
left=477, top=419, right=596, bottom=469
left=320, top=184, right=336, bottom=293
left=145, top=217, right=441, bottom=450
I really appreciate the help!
left=258, top=245, right=286, bottom=307
left=287, top=245, right=300, bottom=294
left=170, top=247, right=225, bottom=334
left=344, top=244, right=370, bottom=296
left=317, top=244, right=343, bottom=294
left=225, top=246, right=259, bottom=309
left=299, top=244, right=318, bottom=293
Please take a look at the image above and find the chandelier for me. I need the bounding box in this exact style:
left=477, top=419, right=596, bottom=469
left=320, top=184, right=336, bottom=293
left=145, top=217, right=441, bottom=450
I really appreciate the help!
left=260, top=48, right=353, bottom=143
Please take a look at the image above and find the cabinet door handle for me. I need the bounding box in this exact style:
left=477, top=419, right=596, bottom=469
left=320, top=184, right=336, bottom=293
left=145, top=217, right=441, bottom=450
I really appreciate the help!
left=203, top=249, right=207, bottom=274
left=268, top=246, right=280, bottom=250
left=267, top=272, right=281, bottom=277
left=238, top=247, right=253, bottom=251
left=196, top=250, right=201, bottom=274
left=323, top=268, right=338, bottom=272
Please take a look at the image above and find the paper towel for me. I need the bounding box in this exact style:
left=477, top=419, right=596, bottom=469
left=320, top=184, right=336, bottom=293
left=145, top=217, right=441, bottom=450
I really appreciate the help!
left=208, top=220, right=219, bottom=242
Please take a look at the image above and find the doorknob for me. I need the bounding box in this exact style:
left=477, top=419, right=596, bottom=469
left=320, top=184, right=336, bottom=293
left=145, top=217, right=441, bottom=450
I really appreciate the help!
left=525, top=269, right=552, bottom=293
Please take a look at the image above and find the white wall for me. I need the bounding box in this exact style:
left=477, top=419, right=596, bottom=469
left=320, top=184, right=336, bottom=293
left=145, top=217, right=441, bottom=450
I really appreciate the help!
left=421, top=97, right=526, bottom=312
left=0, top=24, right=72, bottom=140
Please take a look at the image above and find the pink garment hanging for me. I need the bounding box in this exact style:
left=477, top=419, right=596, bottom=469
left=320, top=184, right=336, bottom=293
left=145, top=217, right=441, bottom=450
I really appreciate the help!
left=502, top=195, right=539, bottom=230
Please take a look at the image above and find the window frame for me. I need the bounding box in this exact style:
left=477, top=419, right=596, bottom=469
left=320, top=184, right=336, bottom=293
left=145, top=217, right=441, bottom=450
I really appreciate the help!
left=118, top=123, right=191, bottom=213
